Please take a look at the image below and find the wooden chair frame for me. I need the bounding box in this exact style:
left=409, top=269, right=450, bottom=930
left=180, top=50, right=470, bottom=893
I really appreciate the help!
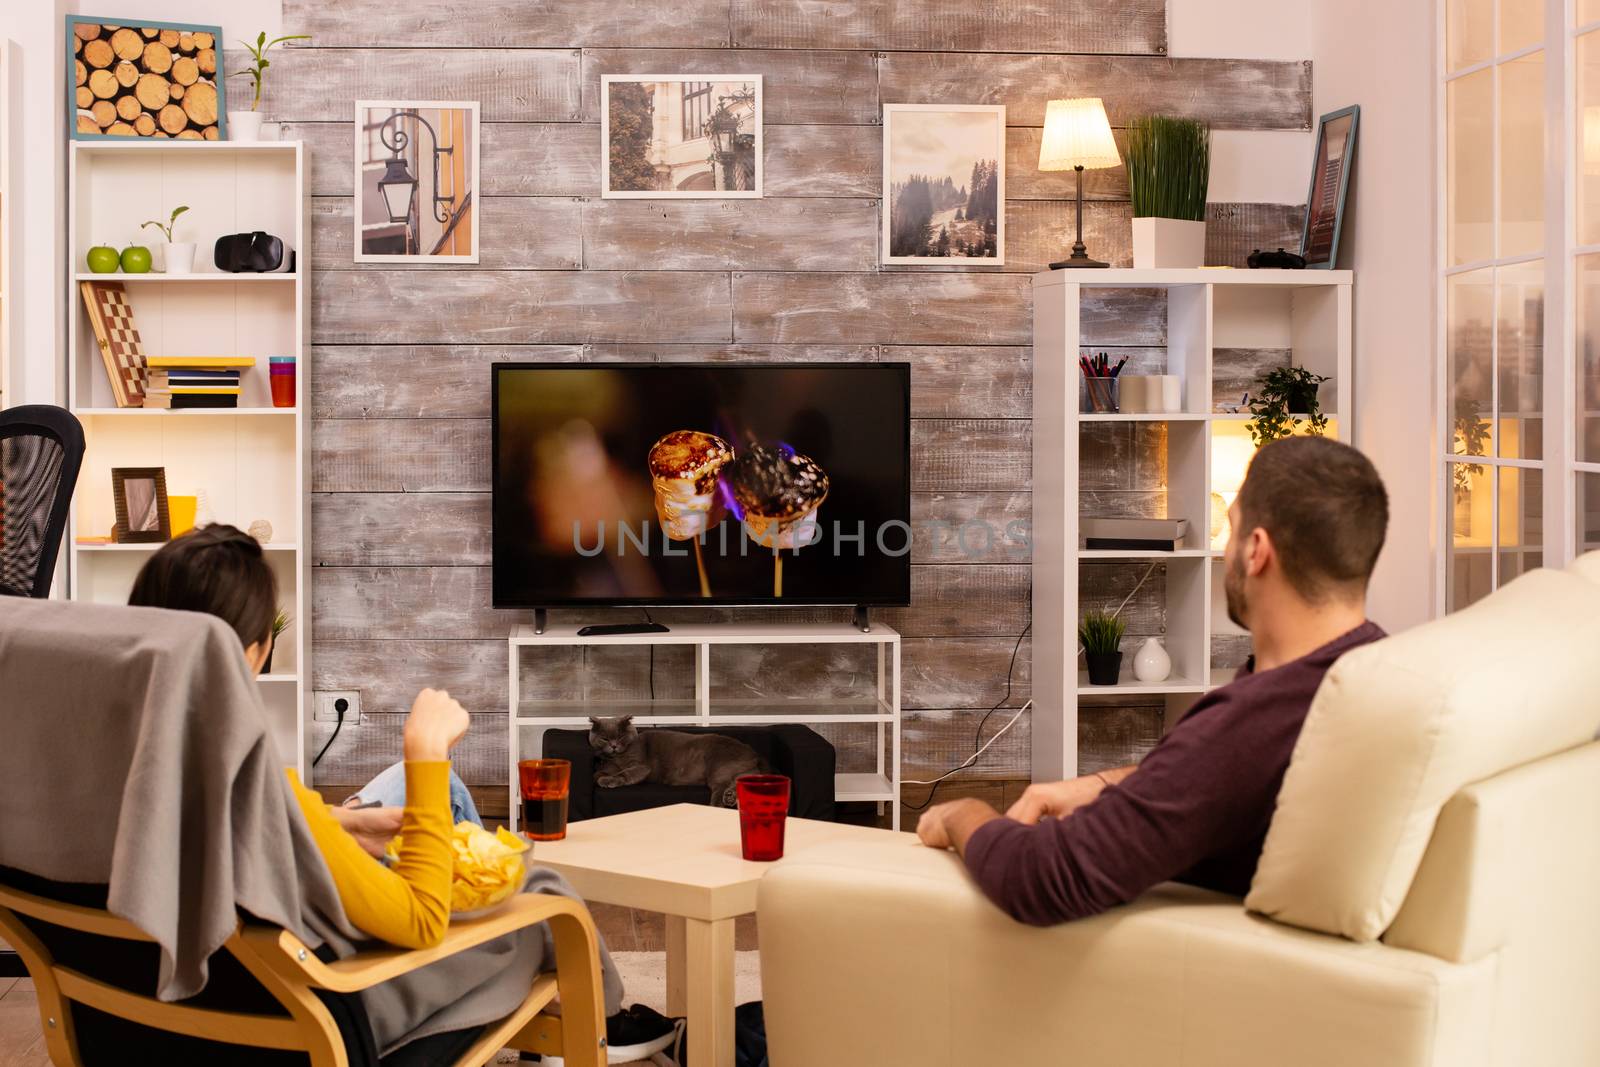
left=0, top=883, right=605, bottom=1067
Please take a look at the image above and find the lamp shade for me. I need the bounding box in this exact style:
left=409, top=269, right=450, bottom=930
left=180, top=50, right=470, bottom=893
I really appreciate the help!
left=1038, top=97, right=1121, bottom=172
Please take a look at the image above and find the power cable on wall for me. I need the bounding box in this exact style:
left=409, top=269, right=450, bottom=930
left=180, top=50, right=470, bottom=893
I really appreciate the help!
left=902, top=562, right=1160, bottom=812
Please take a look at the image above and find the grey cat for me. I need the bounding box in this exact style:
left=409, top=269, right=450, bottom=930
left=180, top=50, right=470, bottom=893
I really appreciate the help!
left=588, top=715, right=768, bottom=808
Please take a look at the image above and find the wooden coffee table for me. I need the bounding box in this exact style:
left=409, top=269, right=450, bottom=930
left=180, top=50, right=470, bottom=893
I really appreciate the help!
left=528, top=803, right=914, bottom=1067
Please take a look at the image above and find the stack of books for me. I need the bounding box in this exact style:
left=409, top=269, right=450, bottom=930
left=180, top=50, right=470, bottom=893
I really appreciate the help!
left=144, top=356, right=257, bottom=409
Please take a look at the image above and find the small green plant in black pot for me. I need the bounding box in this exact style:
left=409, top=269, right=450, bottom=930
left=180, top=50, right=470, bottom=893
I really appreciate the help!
left=1079, top=610, right=1126, bottom=686
left=1246, top=366, right=1330, bottom=446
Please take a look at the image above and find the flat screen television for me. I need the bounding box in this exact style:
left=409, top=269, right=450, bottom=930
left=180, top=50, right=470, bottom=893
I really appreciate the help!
left=492, top=363, right=911, bottom=607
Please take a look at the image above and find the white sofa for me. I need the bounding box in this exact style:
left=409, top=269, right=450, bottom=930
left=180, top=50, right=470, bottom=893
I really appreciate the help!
left=757, top=554, right=1600, bottom=1066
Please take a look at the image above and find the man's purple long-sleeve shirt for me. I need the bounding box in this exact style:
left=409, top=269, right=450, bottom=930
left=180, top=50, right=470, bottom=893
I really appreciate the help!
left=963, top=621, right=1385, bottom=926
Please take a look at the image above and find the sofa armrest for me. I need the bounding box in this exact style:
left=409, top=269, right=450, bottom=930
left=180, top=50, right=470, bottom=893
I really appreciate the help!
left=541, top=730, right=598, bottom=821
left=757, top=841, right=1495, bottom=1067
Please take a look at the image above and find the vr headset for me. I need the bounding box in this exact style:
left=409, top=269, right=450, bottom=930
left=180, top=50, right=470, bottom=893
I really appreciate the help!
left=213, top=232, right=296, bottom=274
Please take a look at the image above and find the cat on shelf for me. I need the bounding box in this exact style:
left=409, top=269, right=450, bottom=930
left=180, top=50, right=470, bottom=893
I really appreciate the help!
left=587, top=715, right=767, bottom=808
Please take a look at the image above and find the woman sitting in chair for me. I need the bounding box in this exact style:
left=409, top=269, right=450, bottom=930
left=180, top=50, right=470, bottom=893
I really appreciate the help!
left=127, top=525, right=679, bottom=1061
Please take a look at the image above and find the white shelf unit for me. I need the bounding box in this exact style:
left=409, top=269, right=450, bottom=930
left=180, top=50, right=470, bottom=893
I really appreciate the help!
left=66, top=140, right=311, bottom=777
left=1032, top=268, right=1353, bottom=780
left=508, top=622, right=903, bottom=830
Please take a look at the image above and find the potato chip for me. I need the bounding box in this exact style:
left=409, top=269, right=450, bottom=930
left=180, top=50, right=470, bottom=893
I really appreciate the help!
left=386, top=820, right=530, bottom=914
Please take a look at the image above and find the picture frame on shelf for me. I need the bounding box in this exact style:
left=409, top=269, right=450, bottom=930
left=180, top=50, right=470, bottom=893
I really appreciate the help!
left=600, top=75, right=763, bottom=198
left=1300, top=105, right=1359, bottom=269
left=112, top=466, right=170, bottom=543
left=354, top=100, right=480, bottom=263
left=881, top=103, right=1006, bottom=265
left=66, top=16, right=227, bottom=141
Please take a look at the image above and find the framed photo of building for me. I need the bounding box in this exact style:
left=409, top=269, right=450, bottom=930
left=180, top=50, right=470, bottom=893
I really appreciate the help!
left=1300, top=105, right=1359, bottom=269
left=882, top=104, right=1005, bottom=265
left=601, top=75, right=763, bottom=198
left=354, top=100, right=480, bottom=263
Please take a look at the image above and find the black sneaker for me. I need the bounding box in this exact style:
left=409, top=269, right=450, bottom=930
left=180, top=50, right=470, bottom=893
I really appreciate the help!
left=521, top=1005, right=681, bottom=1065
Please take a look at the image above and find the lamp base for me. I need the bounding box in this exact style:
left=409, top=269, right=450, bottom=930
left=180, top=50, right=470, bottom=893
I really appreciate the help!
left=1050, top=254, right=1109, bottom=269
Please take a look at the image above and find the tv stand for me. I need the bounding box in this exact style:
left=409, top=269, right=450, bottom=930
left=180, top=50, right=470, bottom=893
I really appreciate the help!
left=507, top=620, right=903, bottom=829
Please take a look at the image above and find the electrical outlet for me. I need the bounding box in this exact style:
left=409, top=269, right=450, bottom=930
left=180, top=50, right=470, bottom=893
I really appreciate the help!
left=314, top=690, right=361, bottom=724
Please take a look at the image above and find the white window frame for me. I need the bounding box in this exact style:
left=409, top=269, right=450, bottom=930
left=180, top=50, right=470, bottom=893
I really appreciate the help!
left=1436, top=0, right=1581, bottom=615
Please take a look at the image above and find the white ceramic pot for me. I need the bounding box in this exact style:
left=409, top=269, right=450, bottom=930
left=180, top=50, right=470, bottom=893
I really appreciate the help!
left=162, top=242, right=196, bottom=275
left=1132, top=637, right=1173, bottom=683
left=1132, top=217, right=1206, bottom=269
left=228, top=110, right=265, bottom=142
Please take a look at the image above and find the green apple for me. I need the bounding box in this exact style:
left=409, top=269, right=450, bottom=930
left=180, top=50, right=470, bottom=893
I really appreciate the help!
left=86, top=244, right=120, bottom=274
left=120, top=244, right=153, bottom=274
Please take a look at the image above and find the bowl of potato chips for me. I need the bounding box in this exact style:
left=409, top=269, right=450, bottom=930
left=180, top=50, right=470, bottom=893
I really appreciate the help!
left=387, top=821, right=532, bottom=919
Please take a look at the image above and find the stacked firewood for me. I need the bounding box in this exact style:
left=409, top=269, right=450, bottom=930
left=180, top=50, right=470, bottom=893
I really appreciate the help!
left=73, top=23, right=221, bottom=139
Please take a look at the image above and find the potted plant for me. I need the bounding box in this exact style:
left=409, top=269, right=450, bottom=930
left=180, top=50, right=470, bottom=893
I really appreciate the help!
left=264, top=609, right=290, bottom=674
left=228, top=31, right=311, bottom=142
left=1126, top=115, right=1210, bottom=268
left=1246, top=366, right=1331, bottom=445
left=142, top=206, right=192, bottom=275
left=1079, top=610, right=1126, bottom=686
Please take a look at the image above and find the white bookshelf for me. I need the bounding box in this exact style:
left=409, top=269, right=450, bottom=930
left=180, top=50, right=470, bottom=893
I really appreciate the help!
left=65, top=140, right=311, bottom=777
left=1032, top=268, right=1353, bottom=780
left=508, top=622, right=903, bottom=829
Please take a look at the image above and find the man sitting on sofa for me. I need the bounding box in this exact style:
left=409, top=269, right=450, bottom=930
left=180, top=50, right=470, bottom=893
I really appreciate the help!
left=917, top=435, right=1390, bottom=925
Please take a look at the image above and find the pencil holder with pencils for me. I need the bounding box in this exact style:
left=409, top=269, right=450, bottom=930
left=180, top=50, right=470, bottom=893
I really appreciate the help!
left=1080, top=352, right=1125, bottom=413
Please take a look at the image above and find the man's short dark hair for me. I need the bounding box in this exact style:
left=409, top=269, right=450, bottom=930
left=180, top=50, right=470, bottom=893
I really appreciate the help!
left=1236, top=436, right=1389, bottom=601
left=128, top=524, right=278, bottom=647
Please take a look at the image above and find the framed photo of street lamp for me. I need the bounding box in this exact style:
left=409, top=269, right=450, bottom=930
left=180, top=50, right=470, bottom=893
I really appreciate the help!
left=601, top=75, right=763, bottom=198
left=882, top=104, right=1006, bottom=265
left=354, top=100, right=480, bottom=263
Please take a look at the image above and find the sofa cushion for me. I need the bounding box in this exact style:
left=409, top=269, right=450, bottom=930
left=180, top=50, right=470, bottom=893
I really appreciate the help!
left=1569, top=548, right=1600, bottom=588
left=1246, top=563, right=1600, bottom=941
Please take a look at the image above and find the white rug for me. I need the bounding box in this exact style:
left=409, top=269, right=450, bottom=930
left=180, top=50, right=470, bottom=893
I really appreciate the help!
left=611, top=949, right=764, bottom=1012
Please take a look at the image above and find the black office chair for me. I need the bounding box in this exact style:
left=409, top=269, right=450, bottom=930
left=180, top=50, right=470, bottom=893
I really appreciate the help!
left=0, top=405, right=85, bottom=598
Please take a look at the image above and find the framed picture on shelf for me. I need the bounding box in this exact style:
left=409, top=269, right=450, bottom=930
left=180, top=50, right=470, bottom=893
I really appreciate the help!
left=882, top=104, right=1005, bottom=266
left=601, top=75, right=763, bottom=198
left=66, top=17, right=227, bottom=141
left=1300, top=105, right=1359, bottom=269
left=112, top=467, right=170, bottom=544
left=354, top=100, right=480, bottom=263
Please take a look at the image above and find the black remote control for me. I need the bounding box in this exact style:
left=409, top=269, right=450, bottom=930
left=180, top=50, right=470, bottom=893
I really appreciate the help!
left=574, top=623, right=671, bottom=637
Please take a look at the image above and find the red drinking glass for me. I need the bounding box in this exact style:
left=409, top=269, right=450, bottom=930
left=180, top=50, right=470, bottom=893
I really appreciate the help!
left=735, top=774, right=791, bottom=861
left=269, top=356, right=296, bottom=409
left=518, top=758, right=571, bottom=841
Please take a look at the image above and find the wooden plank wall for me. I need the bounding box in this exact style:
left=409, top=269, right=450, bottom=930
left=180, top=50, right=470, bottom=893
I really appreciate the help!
left=271, top=0, right=1310, bottom=810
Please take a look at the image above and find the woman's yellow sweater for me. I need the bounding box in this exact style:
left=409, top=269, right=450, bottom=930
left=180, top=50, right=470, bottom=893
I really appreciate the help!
left=285, top=761, right=453, bottom=948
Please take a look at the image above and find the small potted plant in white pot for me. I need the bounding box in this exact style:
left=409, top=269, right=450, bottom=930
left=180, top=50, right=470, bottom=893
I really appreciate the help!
left=228, top=31, right=310, bottom=142
left=1127, top=115, right=1210, bottom=268
left=142, top=205, right=192, bottom=275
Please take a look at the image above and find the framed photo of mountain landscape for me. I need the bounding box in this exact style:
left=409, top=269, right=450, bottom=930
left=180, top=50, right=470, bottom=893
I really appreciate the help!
left=882, top=104, right=1005, bottom=265
left=601, top=75, right=763, bottom=198
left=66, top=16, right=227, bottom=140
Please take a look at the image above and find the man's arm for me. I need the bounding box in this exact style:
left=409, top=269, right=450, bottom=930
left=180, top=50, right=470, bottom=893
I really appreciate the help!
left=915, top=797, right=1003, bottom=855
left=1005, top=765, right=1136, bottom=825
left=932, top=712, right=1257, bottom=926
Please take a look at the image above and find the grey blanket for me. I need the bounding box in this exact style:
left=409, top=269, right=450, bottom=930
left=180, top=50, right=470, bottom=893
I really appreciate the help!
left=0, top=598, right=620, bottom=1054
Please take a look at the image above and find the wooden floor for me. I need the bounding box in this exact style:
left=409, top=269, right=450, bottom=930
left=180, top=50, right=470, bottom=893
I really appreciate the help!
left=0, top=978, right=46, bottom=1067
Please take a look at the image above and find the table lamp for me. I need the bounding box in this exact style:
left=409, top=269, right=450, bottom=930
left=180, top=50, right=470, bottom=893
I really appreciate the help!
left=1038, top=97, right=1121, bottom=269
left=1210, top=432, right=1258, bottom=549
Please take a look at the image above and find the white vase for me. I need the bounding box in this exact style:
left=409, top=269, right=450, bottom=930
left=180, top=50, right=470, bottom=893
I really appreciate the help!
left=1132, top=637, right=1173, bottom=683
left=162, top=242, right=195, bottom=274
left=1132, top=217, right=1206, bottom=269
left=228, top=110, right=265, bottom=142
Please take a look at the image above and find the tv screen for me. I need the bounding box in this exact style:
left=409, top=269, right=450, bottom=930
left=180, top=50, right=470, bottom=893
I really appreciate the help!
left=493, top=363, right=911, bottom=607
